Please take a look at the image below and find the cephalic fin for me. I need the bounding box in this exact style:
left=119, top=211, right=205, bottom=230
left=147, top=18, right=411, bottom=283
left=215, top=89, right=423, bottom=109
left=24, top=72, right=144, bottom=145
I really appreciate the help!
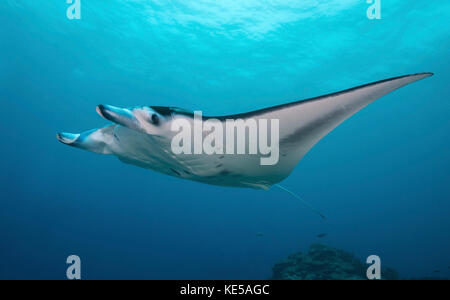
left=56, top=125, right=116, bottom=154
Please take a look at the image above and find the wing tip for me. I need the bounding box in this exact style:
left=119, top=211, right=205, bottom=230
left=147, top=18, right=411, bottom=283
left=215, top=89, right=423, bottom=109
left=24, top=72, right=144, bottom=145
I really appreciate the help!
left=409, top=72, right=433, bottom=78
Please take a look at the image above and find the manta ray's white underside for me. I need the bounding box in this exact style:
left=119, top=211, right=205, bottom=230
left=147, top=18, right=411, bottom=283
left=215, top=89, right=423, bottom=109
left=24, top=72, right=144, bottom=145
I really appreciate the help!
left=57, top=73, right=432, bottom=189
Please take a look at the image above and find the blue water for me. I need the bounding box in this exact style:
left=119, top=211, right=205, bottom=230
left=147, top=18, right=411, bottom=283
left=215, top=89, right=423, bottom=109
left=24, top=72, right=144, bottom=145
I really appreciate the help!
left=1, top=1, right=449, bottom=279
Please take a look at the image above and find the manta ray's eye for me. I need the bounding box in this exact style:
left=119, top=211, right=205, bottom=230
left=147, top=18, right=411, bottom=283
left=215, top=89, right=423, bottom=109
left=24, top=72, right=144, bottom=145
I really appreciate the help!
left=150, top=114, right=159, bottom=125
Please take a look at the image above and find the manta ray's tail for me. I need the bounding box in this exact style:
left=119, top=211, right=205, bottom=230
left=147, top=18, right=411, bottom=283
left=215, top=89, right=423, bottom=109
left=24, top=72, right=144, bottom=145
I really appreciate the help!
left=274, top=184, right=326, bottom=219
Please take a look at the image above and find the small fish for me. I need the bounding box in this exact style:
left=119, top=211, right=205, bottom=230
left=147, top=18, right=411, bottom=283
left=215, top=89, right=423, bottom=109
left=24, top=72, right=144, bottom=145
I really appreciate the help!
left=433, top=270, right=440, bottom=273
left=317, top=233, right=327, bottom=238
left=256, top=232, right=264, bottom=237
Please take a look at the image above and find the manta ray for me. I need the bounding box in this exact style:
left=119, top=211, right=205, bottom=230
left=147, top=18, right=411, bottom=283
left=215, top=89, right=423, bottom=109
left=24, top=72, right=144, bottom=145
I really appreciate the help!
left=57, top=73, right=432, bottom=216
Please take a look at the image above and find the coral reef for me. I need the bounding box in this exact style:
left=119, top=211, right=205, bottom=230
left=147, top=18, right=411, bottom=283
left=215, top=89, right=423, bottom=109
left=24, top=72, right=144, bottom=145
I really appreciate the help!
left=272, top=243, right=399, bottom=280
